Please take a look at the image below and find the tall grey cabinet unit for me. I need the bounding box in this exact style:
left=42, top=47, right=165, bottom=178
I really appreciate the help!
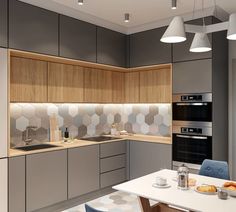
left=129, top=141, right=172, bottom=179
left=9, top=0, right=59, bottom=55
left=60, top=15, right=97, bottom=62
left=97, top=27, right=126, bottom=67
left=129, top=26, right=172, bottom=67
left=0, top=0, right=8, bottom=47
left=26, top=150, right=67, bottom=212
left=9, top=156, right=26, bottom=212
left=68, top=145, right=99, bottom=199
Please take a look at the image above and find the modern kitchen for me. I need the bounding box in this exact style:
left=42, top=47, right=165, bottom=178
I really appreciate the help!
left=0, top=0, right=236, bottom=212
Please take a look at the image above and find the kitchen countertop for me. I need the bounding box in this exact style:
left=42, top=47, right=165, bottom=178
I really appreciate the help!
left=9, top=134, right=172, bottom=157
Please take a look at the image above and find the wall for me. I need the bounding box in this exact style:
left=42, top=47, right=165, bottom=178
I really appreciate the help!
left=229, top=41, right=236, bottom=180
left=10, top=103, right=171, bottom=147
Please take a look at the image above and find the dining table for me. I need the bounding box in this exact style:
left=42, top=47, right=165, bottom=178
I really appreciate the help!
left=113, top=169, right=236, bottom=212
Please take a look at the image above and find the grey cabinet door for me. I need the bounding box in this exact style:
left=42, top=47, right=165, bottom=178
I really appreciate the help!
left=129, top=141, right=172, bottom=179
left=0, top=0, right=7, bottom=47
left=9, top=156, right=26, bottom=212
left=97, top=27, right=126, bottom=67
left=173, top=59, right=212, bottom=94
left=9, top=0, right=58, bottom=55
left=26, top=150, right=67, bottom=212
left=60, top=15, right=96, bottom=62
left=173, top=17, right=213, bottom=62
left=129, top=27, right=172, bottom=67
left=68, top=145, right=99, bottom=199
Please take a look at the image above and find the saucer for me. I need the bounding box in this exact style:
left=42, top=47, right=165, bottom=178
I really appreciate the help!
left=152, top=183, right=171, bottom=189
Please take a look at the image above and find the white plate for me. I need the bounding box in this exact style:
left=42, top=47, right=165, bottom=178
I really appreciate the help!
left=152, top=183, right=171, bottom=189
left=222, top=188, right=236, bottom=197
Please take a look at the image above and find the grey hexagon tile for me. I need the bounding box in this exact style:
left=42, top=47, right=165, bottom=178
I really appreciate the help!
left=132, top=123, right=140, bottom=133
left=68, top=125, right=79, bottom=138
left=22, top=104, right=35, bottom=118
left=163, top=114, right=171, bottom=126
left=107, top=114, right=114, bottom=125
left=149, top=124, right=159, bottom=135
left=154, top=114, right=163, bottom=125
left=78, top=125, right=87, bottom=138
left=121, top=114, right=128, bottom=123
left=96, top=123, right=104, bottom=135
left=68, top=104, right=79, bottom=117
left=16, top=116, right=29, bottom=131
left=159, top=124, right=170, bottom=136
left=132, top=105, right=140, bottom=114
left=57, top=115, right=64, bottom=128
left=140, top=104, right=149, bottom=115
left=103, top=123, right=111, bottom=134
left=35, top=104, right=48, bottom=118
left=29, top=117, right=41, bottom=128
left=114, top=114, right=121, bottom=123
left=123, top=104, right=132, bottom=115
left=47, top=104, right=58, bottom=116
left=10, top=104, right=22, bottom=119
left=145, top=113, right=154, bottom=125
left=84, top=105, right=95, bottom=116
left=128, top=114, right=136, bottom=123
left=95, top=105, right=103, bottom=115
left=82, top=114, right=91, bottom=126
left=87, top=124, right=96, bottom=136
left=136, top=113, right=145, bottom=125
left=124, top=122, right=133, bottom=133
left=41, top=117, right=50, bottom=129
left=99, top=114, right=107, bottom=125
left=140, top=123, right=149, bottom=134
left=91, top=114, right=100, bottom=126
left=159, top=105, right=169, bottom=115
left=149, top=105, right=159, bottom=116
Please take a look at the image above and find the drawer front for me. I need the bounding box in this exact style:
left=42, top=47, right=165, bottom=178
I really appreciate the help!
left=100, top=168, right=126, bottom=188
left=100, top=154, right=126, bottom=173
left=100, top=141, right=126, bottom=158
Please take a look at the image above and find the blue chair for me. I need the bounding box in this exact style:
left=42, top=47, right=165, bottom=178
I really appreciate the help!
left=199, top=159, right=230, bottom=180
left=85, top=204, right=105, bottom=212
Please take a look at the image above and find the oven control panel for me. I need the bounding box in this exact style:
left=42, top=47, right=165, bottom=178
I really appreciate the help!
left=181, top=95, right=202, bottom=101
left=181, top=127, right=202, bottom=134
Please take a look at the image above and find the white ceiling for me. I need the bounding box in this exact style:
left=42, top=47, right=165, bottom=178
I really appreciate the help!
left=20, top=0, right=236, bottom=34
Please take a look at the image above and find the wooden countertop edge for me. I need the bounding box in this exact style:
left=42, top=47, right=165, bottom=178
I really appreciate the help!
left=9, top=135, right=172, bottom=157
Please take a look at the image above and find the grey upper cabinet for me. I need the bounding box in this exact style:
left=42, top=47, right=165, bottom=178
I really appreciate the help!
left=129, top=141, right=172, bottom=179
left=173, top=59, right=212, bottom=94
left=68, top=145, right=99, bottom=199
left=97, top=27, right=126, bottom=67
left=0, top=0, right=8, bottom=47
left=129, top=26, right=172, bottom=67
left=26, top=150, right=67, bottom=212
left=172, top=17, right=213, bottom=62
left=60, top=15, right=96, bottom=62
left=9, top=0, right=59, bottom=55
left=9, top=156, right=26, bottom=212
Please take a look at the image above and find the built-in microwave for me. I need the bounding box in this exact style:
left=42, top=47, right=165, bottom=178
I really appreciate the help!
left=172, top=93, right=212, bottom=126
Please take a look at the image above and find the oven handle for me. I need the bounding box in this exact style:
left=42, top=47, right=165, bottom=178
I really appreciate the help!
left=176, top=134, right=208, bottom=140
left=175, top=103, right=208, bottom=106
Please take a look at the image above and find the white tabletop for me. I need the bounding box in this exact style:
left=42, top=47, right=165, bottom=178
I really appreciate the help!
left=113, top=169, right=236, bottom=212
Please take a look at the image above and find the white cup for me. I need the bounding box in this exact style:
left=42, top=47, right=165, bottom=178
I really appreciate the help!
left=156, top=176, right=167, bottom=186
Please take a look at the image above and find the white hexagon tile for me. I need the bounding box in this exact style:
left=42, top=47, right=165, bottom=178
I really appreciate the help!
left=10, top=103, right=171, bottom=146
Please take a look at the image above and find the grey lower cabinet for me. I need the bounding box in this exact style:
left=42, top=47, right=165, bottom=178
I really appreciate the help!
left=97, top=27, right=126, bottom=67
left=173, top=59, right=212, bottom=94
left=129, top=141, right=172, bottom=179
left=68, top=145, right=99, bottom=199
left=26, top=150, right=67, bottom=212
left=60, top=15, right=97, bottom=62
left=9, top=156, right=26, bottom=212
left=9, top=0, right=59, bottom=55
left=129, top=26, right=172, bottom=67
left=0, top=0, right=8, bottom=47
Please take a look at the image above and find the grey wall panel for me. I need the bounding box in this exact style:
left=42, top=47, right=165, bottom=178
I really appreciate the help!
left=173, top=59, right=212, bottom=94
left=100, top=141, right=126, bottom=158
left=68, top=145, right=99, bottom=199
left=9, top=0, right=58, bottom=55
left=129, top=141, right=172, bottom=179
left=129, top=26, right=172, bottom=67
left=9, top=156, right=26, bottom=212
left=97, top=27, right=126, bottom=67
left=0, top=0, right=8, bottom=47
left=60, top=15, right=96, bottom=62
left=26, top=150, right=67, bottom=212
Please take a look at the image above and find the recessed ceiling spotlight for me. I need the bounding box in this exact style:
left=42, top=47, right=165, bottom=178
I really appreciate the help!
left=124, top=13, right=130, bottom=23
left=172, top=0, right=177, bottom=10
left=78, top=0, right=83, bottom=5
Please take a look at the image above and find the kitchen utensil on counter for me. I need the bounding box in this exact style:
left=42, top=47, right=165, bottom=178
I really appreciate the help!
left=177, top=164, right=189, bottom=190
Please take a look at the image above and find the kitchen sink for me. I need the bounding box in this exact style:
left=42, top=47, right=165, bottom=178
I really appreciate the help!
left=15, top=144, right=60, bottom=151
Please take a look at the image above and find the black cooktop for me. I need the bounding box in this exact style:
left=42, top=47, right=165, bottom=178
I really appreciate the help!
left=80, top=136, right=120, bottom=142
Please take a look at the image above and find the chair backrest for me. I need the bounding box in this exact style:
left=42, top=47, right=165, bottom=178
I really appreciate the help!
left=199, top=159, right=230, bottom=180
left=85, top=204, right=105, bottom=212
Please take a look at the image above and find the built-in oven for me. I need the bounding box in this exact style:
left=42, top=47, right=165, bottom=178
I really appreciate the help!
left=172, top=125, right=212, bottom=172
left=173, top=93, right=212, bottom=127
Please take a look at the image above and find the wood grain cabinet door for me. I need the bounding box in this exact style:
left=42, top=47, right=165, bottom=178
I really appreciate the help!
left=84, top=68, right=112, bottom=103
left=124, top=72, right=140, bottom=103
left=10, top=57, right=48, bottom=102
left=112, top=72, right=125, bottom=103
left=48, top=62, right=84, bottom=102
left=140, top=68, right=171, bottom=103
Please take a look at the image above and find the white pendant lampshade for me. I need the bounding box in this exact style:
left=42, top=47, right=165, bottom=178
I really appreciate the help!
left=190, top=33, right=212, bottom=52
left=227, top=13, right=236, bottom=40
left=160, top=16, right=186, bottom=43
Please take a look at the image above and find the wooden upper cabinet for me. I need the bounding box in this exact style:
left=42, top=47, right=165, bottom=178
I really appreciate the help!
left=125, top=72, right=140, bottom=103
left=84, top=68, right=112, bottom=103
left=10, top=57, right=48, bottom=102
left=140, top=67, right=171, bottom=103
left=48, top=63, right=84, bottom=102
left=112, top=72, right=125, bottom=103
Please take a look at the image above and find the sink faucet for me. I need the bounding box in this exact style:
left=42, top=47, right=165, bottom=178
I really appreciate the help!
left=22, top=126, right=37, bottom=145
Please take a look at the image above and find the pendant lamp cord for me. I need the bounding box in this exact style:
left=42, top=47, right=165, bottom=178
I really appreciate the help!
left=192, top=0, right=196, bottom=20
left=202, top=0, right=206, bottom=27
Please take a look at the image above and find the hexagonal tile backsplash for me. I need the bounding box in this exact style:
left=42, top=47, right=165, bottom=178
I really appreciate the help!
left=10, top=103, right=171, bottom=147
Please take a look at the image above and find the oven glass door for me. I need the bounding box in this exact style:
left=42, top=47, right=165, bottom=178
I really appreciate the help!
left=173, top=102, right=212, bottom=122
left=172, top=134, right=212, bottom=165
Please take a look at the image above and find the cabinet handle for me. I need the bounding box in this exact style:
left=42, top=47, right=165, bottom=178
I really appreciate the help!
left=176, top=134, right=208, bottom=140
